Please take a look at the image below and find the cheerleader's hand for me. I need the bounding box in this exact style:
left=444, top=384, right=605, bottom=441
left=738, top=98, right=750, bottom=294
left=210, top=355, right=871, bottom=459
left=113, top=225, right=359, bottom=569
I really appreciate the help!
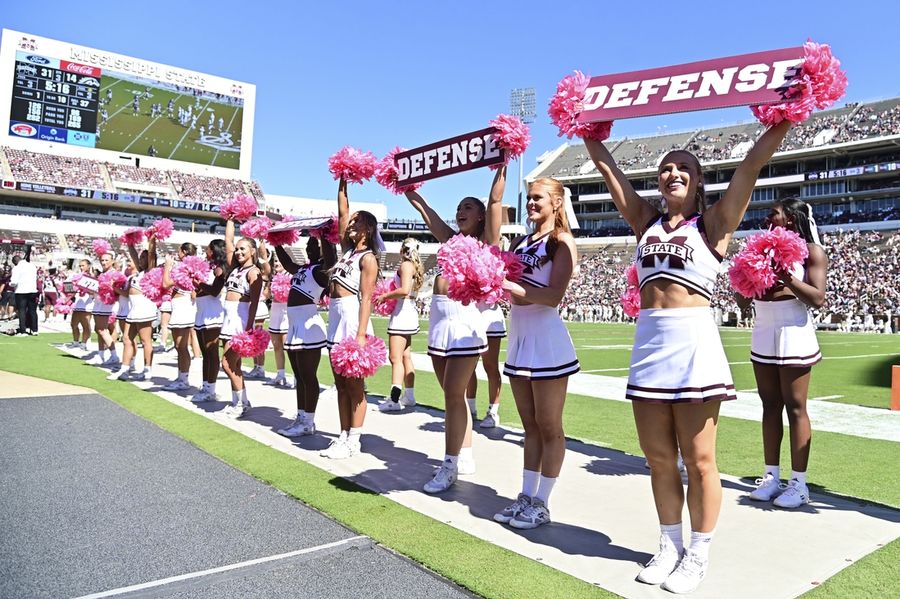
left=356, top=332, right=368, bottom=347
left=164, top=255, right=175, bottom=269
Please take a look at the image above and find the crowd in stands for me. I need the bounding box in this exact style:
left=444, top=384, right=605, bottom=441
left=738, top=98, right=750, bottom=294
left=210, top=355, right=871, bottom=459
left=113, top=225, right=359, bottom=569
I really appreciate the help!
left=689, top=129, right=760, bottom=162
left=105, top=163, right=170, bottom=187
left=169, top=171, right=248, bottom=203
left=5, top=148, right=105, bottom=189
left=833, top=104, right=900, bottom=144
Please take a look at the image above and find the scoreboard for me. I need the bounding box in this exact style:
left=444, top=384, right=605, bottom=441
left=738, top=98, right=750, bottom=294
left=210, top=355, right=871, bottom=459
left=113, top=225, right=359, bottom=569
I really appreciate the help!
left=9, top=52, right=99, bottom=147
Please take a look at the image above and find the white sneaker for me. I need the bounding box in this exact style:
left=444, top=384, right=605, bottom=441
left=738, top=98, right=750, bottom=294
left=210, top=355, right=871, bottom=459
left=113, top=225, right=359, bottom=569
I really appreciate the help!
left=457, top=456, right=476, bottom=475
left=509, top=498, right=551, bottom=529
left=152, top=344, right=167, bottom=354
left=85, top=355, right=105, bottom=366
left=163, top=380, right=190, bottom=391
left=661, top=550, right=707, bottom=594
left=480, top=412, right=499, bottom=429
left=636, top=538, right=681, bottom=584
left=773, top=479, right=810, bottom=509
left=494, top=493, right=532, bottom=524
left=102, top=356, right=121, bottom=368
left=399, top=395, right=416, bottom=408
left=278, top=415, right=316, bottom=437
left=131, top=370, right=148, bottom=382
left=748, top=473, right=782, bottom=501
left=191, top=390, right=211, bottom=403
left=106, top=368, right=130, bottom=381
left=245, top=366, right=266, bottom=379
left=378, top=400, right=403, bottom=412
left=423, top=460, right=457, bottom=494
left=225, top=401, right=251, bottom=419
left=320, top=438, right=359, bottom=459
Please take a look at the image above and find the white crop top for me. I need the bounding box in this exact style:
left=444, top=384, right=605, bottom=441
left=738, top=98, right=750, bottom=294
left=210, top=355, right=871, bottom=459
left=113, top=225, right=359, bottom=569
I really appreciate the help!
left=225, top=265, right=255, bottom=298
left=291, top=262, right=326, bottom=302
left=512, top=232, right=553, bottom=288
left=330, top=249, right=372, bottom=296
left=635, top=214, right=722, bottom=300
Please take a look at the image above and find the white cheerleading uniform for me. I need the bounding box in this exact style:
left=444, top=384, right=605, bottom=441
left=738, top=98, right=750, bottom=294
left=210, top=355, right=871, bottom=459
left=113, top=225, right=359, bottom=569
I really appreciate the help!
left=194, top=266, right=224, bottom=331
left=627, top=214, right=736, bottom=403
left=478, top=300, right=506, bottom=338
left=502, top=233, right=579, bottom=380
left=428, top=295, right=487, bottom=358
left=326, top=249, right=374, bottom=348
left=114, top=297, right=130, bottom=320
left=254, top=296, right=269, bottom=322
left=159, top=300, right=172, bottom=314
left=387, top=273, right=420, bottom=336
left=285, top=262, right=327, bottom=350
left=168, top=289, right=196, bottom=330
left=125, top=272, right=158, bottom=324
left=751, top=264, right=821, bottom=367
left=220, top=265, right=257, bottom=340
left=72, top=289, right=93, bottom=313
left=91, top=275, right=115, bottom=316
left=268, top=301, right=289, bottom=334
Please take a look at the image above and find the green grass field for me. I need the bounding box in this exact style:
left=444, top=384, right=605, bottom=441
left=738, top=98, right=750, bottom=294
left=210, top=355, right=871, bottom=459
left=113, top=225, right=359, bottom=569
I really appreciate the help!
left=96, top=75, right=243, bottom=169
left=2, top=321, right=898, bottom=598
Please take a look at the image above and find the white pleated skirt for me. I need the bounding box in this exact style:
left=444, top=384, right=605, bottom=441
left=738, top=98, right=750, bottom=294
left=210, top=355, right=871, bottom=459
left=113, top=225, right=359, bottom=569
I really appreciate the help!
left=427, top=295, right=487, bottom=358
left=168, top=293, right=196, bottom=330
left=268, top=301, right=289, bottom=334
left=478, top=300, right=507, bottom=338
left=503, top=303, right=579, bottom=379
left=194, top=295, right=224, bottom=330
left=326, top=295, right=373, bottom=349
left=126, top=293, right=157, bottom=324
left=387, top=298, right=420, bottom=336
left=220, top=300, right=249, bottom=340
left=285, top=304, right=327, bottom=351
left=751, top=299, right=821, bottom=367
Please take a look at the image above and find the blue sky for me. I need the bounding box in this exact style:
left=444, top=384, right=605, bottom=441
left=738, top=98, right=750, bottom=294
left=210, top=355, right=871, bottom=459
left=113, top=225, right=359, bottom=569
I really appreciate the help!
left=3, top=1, right=897, bottom=221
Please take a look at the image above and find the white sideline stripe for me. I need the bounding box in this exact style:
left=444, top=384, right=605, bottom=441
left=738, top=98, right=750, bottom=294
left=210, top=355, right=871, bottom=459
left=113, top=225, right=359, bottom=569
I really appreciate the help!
left=71, top=535, right=367, bottom=599
left=812, top=395, right=844, bottom=401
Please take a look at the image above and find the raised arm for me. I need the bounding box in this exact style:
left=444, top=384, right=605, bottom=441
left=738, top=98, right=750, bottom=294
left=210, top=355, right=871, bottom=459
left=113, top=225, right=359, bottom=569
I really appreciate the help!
left=404, top=189, right=455, bottom=243
left=146, top=235, right=157, bottom=270
left=503, top=232, right=577, bottom=307
left=584, top=138, right=657, bottom=236
left=126, top=244, right=141, bottom=273
left=257, top=241, right=272, bottom=280
left=337, top=178, right=351, bottom=252
left=705, top=120, right=792, bottom=250
left=482, top=165, right=506, bottom=246
left=224, top=218, right=236, bottom=266
left=162, top=255, right=176, bottom=288
left=274, top=245, right=299, bottom=274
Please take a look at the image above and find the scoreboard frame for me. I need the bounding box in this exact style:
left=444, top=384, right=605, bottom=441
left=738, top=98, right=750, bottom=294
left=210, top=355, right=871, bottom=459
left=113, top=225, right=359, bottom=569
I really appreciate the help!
left=0, top=29, right=256, bottom=180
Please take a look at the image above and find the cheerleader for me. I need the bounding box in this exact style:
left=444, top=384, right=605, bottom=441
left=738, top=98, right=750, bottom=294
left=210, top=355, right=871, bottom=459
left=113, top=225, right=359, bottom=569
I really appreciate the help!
left=246, top=241, right=272, bottom=380
left=68, top=259, right=94, bottom=350
left=264, top=254, right=293, bottom=388
left=41, top=269, right=58, bottom=323
left=319, top=177, right=379, bottom=459
left=377, top=237, right=424, bottom=412
left=584, top=120, right=792, bottom=593
left=741, top=199, right=826, bottom=509
left=219, top=219, right=264, bottom=418
left=274, top=236, right=337, bottom=437
left=161, top=243, right=200, bottom=391
left=403, top=165, right=506, bottom=493
left=494, top=177, right=579, bottom=530
left=156, top=299, right=172, bottom=353
left=469, top=290, right=507, bottom=428
left=192, top=239, right=228, bottom=403
left=87, top=252, right=122, bottom=367
left=108, top=234, right=159, bottom=381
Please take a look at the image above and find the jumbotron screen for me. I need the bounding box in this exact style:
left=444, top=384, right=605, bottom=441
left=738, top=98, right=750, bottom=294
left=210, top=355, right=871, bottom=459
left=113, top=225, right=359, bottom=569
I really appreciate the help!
left=0, top=29, right=256, bottom=176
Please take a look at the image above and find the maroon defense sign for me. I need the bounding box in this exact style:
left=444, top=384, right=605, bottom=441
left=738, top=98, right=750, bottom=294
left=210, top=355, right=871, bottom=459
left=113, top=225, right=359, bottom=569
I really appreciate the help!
left=576, top=47, right=805, bottom=123
left=394, top=127, right=506, bottom=186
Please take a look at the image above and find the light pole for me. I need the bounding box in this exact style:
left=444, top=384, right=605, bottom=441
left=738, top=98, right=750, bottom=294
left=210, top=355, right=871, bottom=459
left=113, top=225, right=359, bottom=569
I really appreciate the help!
left=510, top=88, right=536, bottom=224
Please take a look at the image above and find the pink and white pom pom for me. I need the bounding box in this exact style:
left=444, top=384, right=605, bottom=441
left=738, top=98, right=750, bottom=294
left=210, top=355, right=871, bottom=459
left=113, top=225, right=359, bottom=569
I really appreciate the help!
left=54, top=299, right=73, bottom=315
left=492, top=246, right=525, bottom=284
left=437, top=234, right=512, bottom=306
left=318, top=294, right=331, bottom=310
left=728, top=250, right=778, bottom=299
left=139, top=267, right=173, bottom=306
left=548, top=70, right=613, bottom=141
left=220, top=193, right=259, bottom=222
left=488, top=114, right=530, bottom=169
left=230, top=328, right=271, bottom=358
left=108, top=313, right=117, bottom=325
left=146, top=218, right=174, bottom=241
left=171, top=255, right=211, bottom=291
left=744, top=227, right=809, bottom=272
left=371, top=279, right=398, bottom=316
left=327, top=146, right=378, bottom=184
left=330, top=335, right=387, bottom=378
left=240, top=216, right=272, bottom=241
left=619, top=265, right=641, bottom=318
left=118, top=227, right=145, bottom=246
left=751, top=40, right=848, bottom=127
left=271, top=272, right=291, bottom=303
left=374, top=147, right=423, bottom=195
left=92, top=238, right=111, bottom=258
left=266, top=215, right=301, bottom=246
left=625, top=263, right=639, bottom=287
left=308, top=216, right=341, bottom=245
left=97, top=270, right=127, bottom=305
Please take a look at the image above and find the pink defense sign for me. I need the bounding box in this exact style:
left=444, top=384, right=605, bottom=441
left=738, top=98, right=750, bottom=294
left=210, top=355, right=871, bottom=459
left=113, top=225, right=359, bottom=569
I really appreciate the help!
left=576, top=47, right=805, bottom=123
left=394, top=127, right=506, bottom=187
left=73, top=275, right=99, bottom=294
left=267, top=216, right=333, bottom=233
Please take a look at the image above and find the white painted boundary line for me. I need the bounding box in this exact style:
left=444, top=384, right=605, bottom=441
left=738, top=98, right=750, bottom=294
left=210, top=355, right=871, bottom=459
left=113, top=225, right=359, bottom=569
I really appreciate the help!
left=72, top=536, right=368, bottom=599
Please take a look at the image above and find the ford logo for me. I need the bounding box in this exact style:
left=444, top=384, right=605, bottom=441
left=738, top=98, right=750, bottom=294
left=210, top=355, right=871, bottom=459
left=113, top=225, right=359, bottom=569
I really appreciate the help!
left=10, top=123, right=38, bottom=137
left=26, top=55, right=50, bottom=65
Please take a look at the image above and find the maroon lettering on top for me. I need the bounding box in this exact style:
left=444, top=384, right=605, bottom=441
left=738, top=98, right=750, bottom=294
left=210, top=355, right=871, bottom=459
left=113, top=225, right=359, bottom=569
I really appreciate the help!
left=640, top=236, right=692, bottom=269
left=394, top=127, right=506, bottom=186
left=576, top=47, right=805, bottom=123
left=60, top=61, right=101, bottom=78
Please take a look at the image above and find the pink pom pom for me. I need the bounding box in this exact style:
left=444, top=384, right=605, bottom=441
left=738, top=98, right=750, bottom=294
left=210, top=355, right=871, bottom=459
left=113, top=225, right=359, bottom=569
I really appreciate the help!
left=318, top=294, right=330, bottom=310
left=437, top=234, right=511, bottom=306
left=220, top=193, right=259, bottom=222
left=625, top=264, right=639, bottom=287
left=139, top=267, right=172, bottom=306
left=92, top=239, right=111, bottom=257
left=119, top=227, right=145, bottom=246
left=751, top=39, right=848, bottom=127
left=372, top=279, right=398, bottom=316
left=230, top=328, right=270, bottom=358
left=745, top=227, right=809, bottom=271
left=620, top=286, right=641, bottom=318
left=171, top=255, right=211, bottom=291
left=374, top=147, right=424, bottom=195
left=488, top=114, right=530, bottom=169
left=108, top=313, right=117, bottom=325
left=240, top=217, right=272, bottom=241
left=147, top=218, right=174, bottom=241
left=266, top=215, right=300, bottom=246
left=308, top=216, right=341, bottom=245
left=493, top=247, right=525, bottom=284
left=54, top=299, right=73, bottom=315
left=548, top=70, right=613, bottom=141
left=271, top=272, right=291, bottom=303
left=330, top=335, right=387, bottom=378
left=728, top=250, right=777, bottom=299
left=97, top=270, right=127, bottom=305
left=327, top=146, right=377, bottom=184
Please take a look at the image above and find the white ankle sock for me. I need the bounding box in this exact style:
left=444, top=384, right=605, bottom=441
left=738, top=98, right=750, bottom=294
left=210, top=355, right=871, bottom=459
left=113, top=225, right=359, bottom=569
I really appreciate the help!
left=178, top=371, right=189, bottom=383
left=535, top=475, right=557, bottom=505
left=348, top=427, right=362, bottom=445
left=443, top=454, right=459, bottom=468
left=522, top=469, right=540, bottom=497
left=304, top=411, right=315, bottom=424
left=459, top=447, right=473, bottom=462
left=404, top=387, right=415, bottom=400
left=487, top=403, right=499, bottom=416
left=689, top=530, right=714, bottom=561
left=277, top=369, right=285, bottom=378
left=660, top=522, right=684, bottom=553
left=791, top=470, right=807, bottom=486
left=765, top=464, right=780, bottom=479
left=241, top=387, right=249, bottom=405
left=231, top=390, right=241, bottom=405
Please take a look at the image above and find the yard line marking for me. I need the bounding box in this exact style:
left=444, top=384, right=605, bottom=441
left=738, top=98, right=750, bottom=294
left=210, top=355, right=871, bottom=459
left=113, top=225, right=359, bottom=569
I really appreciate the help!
left=811, top=395, right=844, bottom=401
left=122, top=93, right=184, bottom=153
left=212, top=104, right=240, bottom=166
left=168, top=99, right=211, bottom=160
left=72, top=535, right=369, bottom=599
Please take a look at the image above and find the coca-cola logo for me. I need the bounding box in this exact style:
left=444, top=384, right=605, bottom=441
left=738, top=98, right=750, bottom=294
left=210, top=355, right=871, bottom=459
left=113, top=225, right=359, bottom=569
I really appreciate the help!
left=60, top=61, right=100, bottom=77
